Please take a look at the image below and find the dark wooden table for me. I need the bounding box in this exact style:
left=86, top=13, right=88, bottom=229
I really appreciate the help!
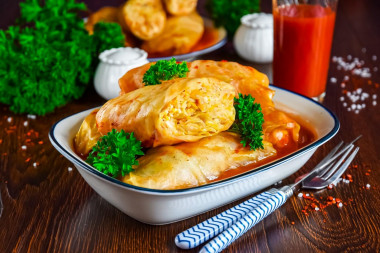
left=1, top=0, right=379, bottom=252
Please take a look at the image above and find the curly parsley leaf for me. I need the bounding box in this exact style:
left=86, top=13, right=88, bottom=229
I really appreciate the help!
left=230, top=93, right=264, bottom=150
left=86, top=129, right=144, bottom=178
left=142, top=58, right=189, bottom=86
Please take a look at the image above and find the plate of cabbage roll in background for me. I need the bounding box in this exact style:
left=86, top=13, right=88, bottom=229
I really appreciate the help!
left=49, top=60, right=339, bottom=224
left=85, top=0, right=227, bottom=62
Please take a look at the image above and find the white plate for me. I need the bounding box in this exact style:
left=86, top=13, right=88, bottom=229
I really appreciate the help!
left=49, top=86, right=339, bottom=224
left=147, top=18, right=227, bottom=62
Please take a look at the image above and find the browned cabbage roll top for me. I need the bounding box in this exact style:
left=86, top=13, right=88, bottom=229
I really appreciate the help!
left=119, top=60, right=273, bottom=108
left=96, top=77, right=236, bottom=147
left=122, top=132, right=276, bottom=190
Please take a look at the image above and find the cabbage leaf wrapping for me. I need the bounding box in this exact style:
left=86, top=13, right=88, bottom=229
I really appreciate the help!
left=122, top=132, right=276, bottom=190
left=96, top=77, right=236, bottom=147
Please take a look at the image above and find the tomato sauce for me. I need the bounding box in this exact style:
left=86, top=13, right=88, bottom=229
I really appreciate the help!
left=213, top=118, right=316, bottom=183
left=273, top=4, right=336, bottom=98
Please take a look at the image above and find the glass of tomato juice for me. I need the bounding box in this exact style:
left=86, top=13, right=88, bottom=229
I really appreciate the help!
left=272, top=0, right=338, bottom=101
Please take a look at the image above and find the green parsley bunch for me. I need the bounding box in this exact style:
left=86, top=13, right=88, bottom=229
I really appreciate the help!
left=206, top=0, right=260, bottom=37
left=86, top=130, right=144, bottom=178
left=0, top=0, right=124, bottom=115
left=230, top=93, right=264, bottom=150
left=143, top=58, right=189, bottom=86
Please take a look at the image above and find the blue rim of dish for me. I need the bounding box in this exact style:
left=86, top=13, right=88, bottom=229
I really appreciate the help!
left=49, top=85, right=340, bottom=194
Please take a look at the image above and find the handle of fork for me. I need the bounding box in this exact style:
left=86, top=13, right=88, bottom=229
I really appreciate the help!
left=199, top=189, right=290, bottom=253
left=175, top=189, right=281, bottom=249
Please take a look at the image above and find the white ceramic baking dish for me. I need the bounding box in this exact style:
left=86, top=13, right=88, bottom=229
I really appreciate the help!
left=49, top=86, right=339, bottom=225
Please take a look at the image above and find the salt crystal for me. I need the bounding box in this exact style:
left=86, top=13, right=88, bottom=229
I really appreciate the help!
left=357, top=88, right=362, bottom=94
left=306, top=193, right=310, bottom=197
left=347, top=91, right=351, bottom=96
left=33, top=162, right=38, bottom=168
left=348, top=108, right=351, bottom=111
left=357, top=105, right=362, bottom=110
left=21, top=145, right=27, bottom=150
left=343, top=75, right=349, bottom=81
left=366, top=184, right=371, bottom=189
left=27, top=114, right=36, bottom=120
left=23, top=121, right=28, bottom=127
left=373, top=101, right=377, bottom=106
left=373, top=94, right=377, bottom=99
left=332, top=56, right=338, bottom=62
left=373, top=55, right=377, bottom=61
left=343, top=102, right=347, bottom=107
left=338, top=203, right=343, bottom=208
left=298, top=193, right=303, bottom=198
left=341, top=83, right=346, bottom=88
left=340, top=96, right=344, bottom=101
left=347, top=55, right=352, bottom=60
left=7, top=117, right=12, bottom=123
left=351, top=104, right=356, bottom=109
left=362, top=48, right=367, bottom=53
left=330, top=77, right=337, bottom=83
left=315, top=207, right=320, bottom=211
left=362, top=104, right=366, bottom=108
left=68, top=167, right=73, bottom=172
left=361, top=72, right=371, bottom=78
left=355, top=110, right=359, bottom=114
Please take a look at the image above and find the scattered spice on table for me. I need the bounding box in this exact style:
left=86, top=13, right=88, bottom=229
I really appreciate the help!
left=330, top=52, right=378, bottom=114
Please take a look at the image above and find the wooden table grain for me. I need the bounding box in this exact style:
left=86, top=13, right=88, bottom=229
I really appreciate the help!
left=1, top=0, right=379, bottom=252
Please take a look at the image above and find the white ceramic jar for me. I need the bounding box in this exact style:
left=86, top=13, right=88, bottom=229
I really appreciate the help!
left=233, top=13, right=273, bottom=63
left=94, top=47, right=149, bottom=100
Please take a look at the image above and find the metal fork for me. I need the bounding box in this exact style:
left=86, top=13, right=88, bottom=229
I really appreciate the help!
left=175, top=137, right=360, bottom=252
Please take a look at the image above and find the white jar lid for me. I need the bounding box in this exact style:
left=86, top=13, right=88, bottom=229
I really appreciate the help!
left=99, top=47, right=148, bottom=65
left=241, top=13, right=273, bottom=29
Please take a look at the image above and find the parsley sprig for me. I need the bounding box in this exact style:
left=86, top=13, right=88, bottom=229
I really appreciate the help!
left=230, top=93, right=264, bottom=150
left=142, top=58, right=189, bottom=86
left=206, top=0, right=260, bottom=37
left=86, top=130, right=144, bottom=178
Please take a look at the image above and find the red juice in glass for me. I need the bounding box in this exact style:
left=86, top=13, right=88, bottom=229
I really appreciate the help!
left=273, top=4, right=336, bottom=100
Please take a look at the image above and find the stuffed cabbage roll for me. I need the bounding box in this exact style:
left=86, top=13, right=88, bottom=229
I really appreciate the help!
left=141, top=12, right=204, bottom=56
left=163, top=0, right=197, bottom=16
left=96, top=77, right=236, bottom=147
left=119, top=0, right=166, bottom=40
left=119, top=60, right=273, bottom=108
left=74, top=109, right=101, bottom=156
left=122, top=132, right=276, bottom=190
left=117, top=60, right=300, bottom=147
